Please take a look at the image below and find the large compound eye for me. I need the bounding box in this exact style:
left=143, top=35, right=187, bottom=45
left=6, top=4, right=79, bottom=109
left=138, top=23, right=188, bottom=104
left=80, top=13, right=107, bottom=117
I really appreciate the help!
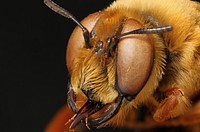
left=66, top=12, right=102, bottom=74
left=117, top=19, right=154, bottom=97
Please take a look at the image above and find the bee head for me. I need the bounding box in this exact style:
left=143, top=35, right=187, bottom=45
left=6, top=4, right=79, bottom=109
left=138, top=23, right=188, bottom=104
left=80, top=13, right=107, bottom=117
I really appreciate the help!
left=44, top=0, right=172, bottom=129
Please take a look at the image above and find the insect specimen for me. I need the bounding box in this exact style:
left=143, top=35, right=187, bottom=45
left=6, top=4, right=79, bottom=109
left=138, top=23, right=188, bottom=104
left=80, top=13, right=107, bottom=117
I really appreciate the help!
left=44, top=0, right=200, bottom=131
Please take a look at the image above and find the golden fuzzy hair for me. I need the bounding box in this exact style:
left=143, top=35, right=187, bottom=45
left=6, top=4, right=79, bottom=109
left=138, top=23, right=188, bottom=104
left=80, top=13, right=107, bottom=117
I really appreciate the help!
left=99, top=0, right=200, bottom=127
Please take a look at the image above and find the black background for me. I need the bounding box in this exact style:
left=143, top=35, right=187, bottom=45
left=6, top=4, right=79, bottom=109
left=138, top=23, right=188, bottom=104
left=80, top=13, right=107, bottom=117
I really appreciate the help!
left=1, top=0, right=200, bottom=132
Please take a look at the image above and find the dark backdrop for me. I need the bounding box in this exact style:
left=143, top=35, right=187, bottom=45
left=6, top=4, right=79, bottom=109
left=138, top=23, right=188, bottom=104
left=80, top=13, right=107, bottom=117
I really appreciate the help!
left=1, top=0, right=200, bottom=132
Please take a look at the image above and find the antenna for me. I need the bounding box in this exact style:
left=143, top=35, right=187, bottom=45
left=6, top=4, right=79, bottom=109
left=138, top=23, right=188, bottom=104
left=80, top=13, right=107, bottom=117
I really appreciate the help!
left=44, top=0, right=90, bottom=47
left=117, top=25, right=173, bottom=39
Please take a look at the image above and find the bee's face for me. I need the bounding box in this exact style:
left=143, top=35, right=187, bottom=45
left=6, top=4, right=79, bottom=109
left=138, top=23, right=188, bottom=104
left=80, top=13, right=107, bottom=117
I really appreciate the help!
left=44, top=0, right=200, bottom=131
left=67, top=13, right=124, bottom=128
left=43, top=0, right=172, bottom=128
left=66, top=12, right=156, bottom=128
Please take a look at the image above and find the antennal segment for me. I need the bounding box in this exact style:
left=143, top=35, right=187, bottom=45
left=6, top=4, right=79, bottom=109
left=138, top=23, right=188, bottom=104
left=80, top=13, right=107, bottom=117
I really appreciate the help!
left=44, top=0, right=90, bottom=47
left=117, top=25, right=173, bottom=39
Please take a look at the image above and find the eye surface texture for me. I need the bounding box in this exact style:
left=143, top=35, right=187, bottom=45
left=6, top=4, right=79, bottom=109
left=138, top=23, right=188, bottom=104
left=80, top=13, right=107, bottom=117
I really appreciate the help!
left=117, top=18, right=153, bottom=96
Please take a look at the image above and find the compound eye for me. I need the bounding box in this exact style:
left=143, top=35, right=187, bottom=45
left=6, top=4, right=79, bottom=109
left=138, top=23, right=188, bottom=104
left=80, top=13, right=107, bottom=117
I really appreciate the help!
left=117, top=18, right=154, bottom=97
left=66, top=12, right=102, bottom=74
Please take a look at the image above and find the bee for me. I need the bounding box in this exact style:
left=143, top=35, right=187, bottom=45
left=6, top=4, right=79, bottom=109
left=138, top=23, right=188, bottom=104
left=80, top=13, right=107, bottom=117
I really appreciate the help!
left=44, top=0, right=200, bottom=131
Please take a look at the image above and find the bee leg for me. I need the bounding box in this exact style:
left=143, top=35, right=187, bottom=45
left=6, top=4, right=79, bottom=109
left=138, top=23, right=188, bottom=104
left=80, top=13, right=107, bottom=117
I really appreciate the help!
left=153, top=88, right=191, bottom=122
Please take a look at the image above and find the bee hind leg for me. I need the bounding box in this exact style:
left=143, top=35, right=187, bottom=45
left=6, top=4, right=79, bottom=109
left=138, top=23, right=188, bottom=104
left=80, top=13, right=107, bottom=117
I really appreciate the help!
left=153, top=87, right=191, bottom=122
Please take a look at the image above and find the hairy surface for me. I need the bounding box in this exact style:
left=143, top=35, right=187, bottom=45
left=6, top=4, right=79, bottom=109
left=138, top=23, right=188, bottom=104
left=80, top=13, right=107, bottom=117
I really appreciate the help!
left=58, top=0, right=200, bottom=129
left=71, top=49, right=118, bottom=104
left=44, top=0, right=200, bottom=131
left=99, top=0, right=200, bottom=127
left=69, top=0, right=200, bottom=126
